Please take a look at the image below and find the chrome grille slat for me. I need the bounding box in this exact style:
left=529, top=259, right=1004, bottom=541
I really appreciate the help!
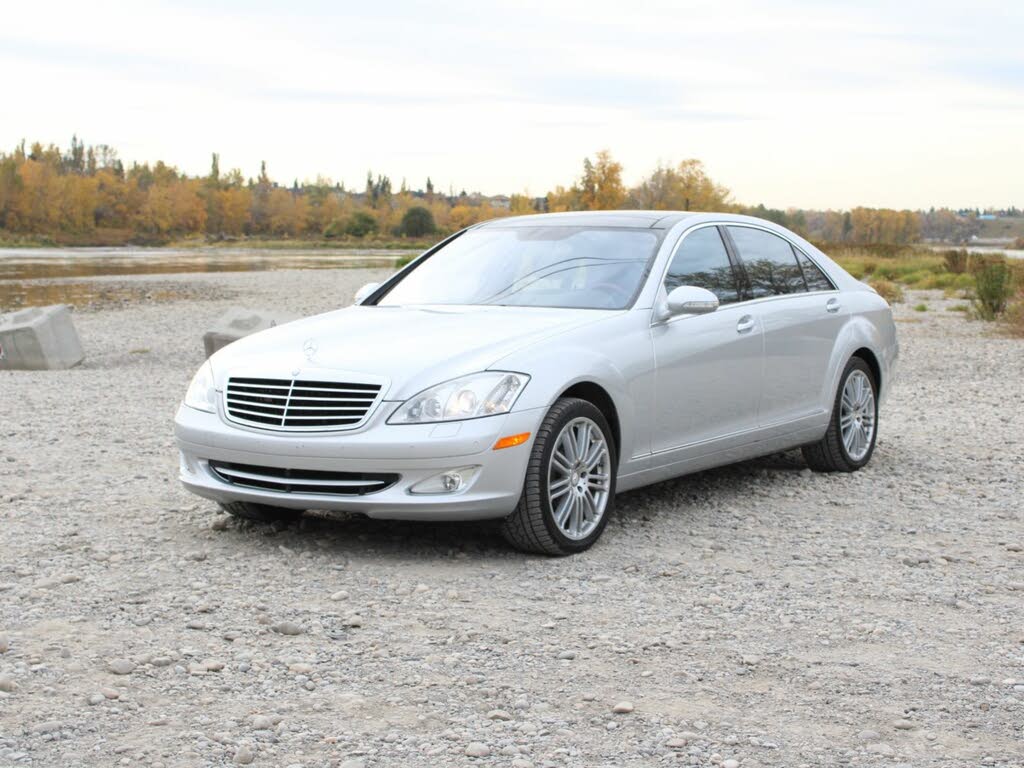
left=209, top=461, right=398, bottom=496
left=224, top=376, right=382, bottom=431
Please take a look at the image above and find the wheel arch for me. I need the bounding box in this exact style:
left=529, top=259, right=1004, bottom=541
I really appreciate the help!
left=851, top=346, right=882, bottom=391
left=558, top=381, right=621, bottom=459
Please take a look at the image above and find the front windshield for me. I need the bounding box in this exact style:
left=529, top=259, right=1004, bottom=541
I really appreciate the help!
left=377, top=226, right=661, bottom=310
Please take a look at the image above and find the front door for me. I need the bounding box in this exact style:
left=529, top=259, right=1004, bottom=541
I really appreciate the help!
left=651, top=225, right=764, bottom=453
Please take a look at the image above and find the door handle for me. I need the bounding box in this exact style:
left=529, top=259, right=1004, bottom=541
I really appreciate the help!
left=736, top=315, right=755, bottom=334
left=826, top=298, right=841, bottom=313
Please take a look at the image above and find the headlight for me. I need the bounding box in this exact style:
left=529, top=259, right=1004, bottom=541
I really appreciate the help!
left=388, top=372, right=529, bottom=424
left=184, top=360, right=216, bottom=413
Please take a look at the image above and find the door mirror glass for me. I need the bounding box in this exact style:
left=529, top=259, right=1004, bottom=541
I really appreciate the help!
left=666, top=285, right=720, bottom=316
left=353, top=282, right=381, bottom=305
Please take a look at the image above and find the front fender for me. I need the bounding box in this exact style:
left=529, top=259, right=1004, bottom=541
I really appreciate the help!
left=493, top=312, right=655, bottom=465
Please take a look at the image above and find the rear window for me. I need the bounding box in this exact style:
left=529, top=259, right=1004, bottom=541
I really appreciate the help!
left=795, top=249, right=835, bottom=292
left=727, top=226, right=806, bottom=297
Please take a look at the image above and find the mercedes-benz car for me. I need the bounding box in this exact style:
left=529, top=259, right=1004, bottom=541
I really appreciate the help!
left=175, top=211, right=897, bottom=555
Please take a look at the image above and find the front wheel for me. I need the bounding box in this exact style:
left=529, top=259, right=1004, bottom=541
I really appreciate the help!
left=500, top=398, right=617, bottom=555
left=802, top=357, right=878, bottom=472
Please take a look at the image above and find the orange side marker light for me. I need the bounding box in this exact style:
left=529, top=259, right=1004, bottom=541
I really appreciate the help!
left=493, top=432, right=531, bottom=450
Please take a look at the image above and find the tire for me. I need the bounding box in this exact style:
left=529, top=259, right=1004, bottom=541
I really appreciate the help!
left=219, top=501, right=303, bottom=524
left=802, top=356, right=878, bottom=473
left=500, top=397, right=617, bottom=555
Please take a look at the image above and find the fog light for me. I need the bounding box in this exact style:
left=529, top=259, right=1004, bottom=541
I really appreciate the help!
left=409, top=466, right=480, bottom=495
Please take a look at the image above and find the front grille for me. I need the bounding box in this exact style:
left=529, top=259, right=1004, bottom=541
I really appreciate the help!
left=224, top=377, right=381, bottom=431
left=209, top=461, right=398, bottom=496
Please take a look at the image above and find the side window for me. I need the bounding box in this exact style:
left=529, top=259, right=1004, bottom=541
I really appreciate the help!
left=727, top=226, right=806, bottom=297
left=795, top=248, right=835, bottom=292
left=664, top=227, right=741, bottom=304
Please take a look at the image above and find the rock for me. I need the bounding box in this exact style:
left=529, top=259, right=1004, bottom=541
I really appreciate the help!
left=203, top=307, right=298, bottom=358
left=101, top=687, right=120, bottom=700
left=252, top=715, right=274, bottom=730
left=857, top=729, right=881, bottom=742
left=612, top=701, right=634, bottom=713
left=338, top=761, right=365, bottom=768
left=487, top=709, right=513, bottom=720
left=893, top=719, right=914, bottom=730
left=211, top=516, right=231, bottom=531
left=233, top=745, right=255, bottom=764
left=271, top=621, right=303, bottom=636
left=0, top=634, right=8, bottom=654
left=87, top=693, right=105, bottom=705
left=330, top=590, right=349, bottom=601
left=343, top=615, right=363, bottom=628
left=288, top=662, right=312, bottom=674
left=0, top=675, right=17, bottom=692
left=0, top=304, right=84, bottom=370
left=107, top=658, right=135, bottom=675
left=722, top=760, right=740, bottom=768
left=465, top=742, right=490, bottom=757
left=666, top=738, right=687, bottom=748
left=867, top=743, right=895, bottom=756
left=511, top=759, right=533, bottom=768
left=557, top=650, right=577, bottom=660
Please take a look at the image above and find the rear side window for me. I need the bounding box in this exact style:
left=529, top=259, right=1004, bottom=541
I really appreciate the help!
left=795, top=249, right=835, bottom=292
left=727, top=226, right=806, bottom=297
left=664, top=227, right=741, bottom=304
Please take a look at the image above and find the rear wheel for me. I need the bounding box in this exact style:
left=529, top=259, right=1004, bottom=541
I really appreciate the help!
left=219, top=501, right=303, bottom=524
left=802, top=356, right=878, bottom=472
left=500, top=398, right=616, bottom=555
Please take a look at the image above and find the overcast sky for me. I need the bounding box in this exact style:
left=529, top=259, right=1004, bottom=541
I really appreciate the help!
left=1, top=0, right=1021, bottom=210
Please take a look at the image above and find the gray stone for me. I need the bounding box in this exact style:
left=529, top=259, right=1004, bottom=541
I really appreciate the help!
left=271, top=621, right=303, bottom=636
left=203, top=307, right=298, bottom=358
left=465, top=742, right=490, bottom=757
left=233, top=745, right=255, bottom=764
left=0, top=305, right=84, bottom=370
left=107, top=658, right=135, bottom=675
left=0, top=674, right=16, bottom=692
left=612, top=701, right=634, bottom=713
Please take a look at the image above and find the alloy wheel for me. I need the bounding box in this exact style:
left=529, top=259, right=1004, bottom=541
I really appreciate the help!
left=547, top=416, right=611, bottom=540
left=840, top=369, right=876, bottom=461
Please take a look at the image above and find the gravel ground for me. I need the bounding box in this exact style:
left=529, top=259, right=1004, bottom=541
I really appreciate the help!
left=1, top=271, right=1022, bottom=768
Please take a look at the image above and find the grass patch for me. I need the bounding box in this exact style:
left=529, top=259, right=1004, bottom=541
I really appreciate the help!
left=913, top=303, right=928, bottom=312
left=868, top=279, right=904, bottom=304
left=948, top=304, right=970, bottom=312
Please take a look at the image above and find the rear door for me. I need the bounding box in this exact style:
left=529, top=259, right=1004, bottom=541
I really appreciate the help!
left=724, top=225, right=844, bottom=428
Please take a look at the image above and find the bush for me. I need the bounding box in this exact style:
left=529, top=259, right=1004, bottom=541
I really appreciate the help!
left=869, top=279, right=904, bottom=304
left=400, top=206, right=437, bottom=238
left=941, top=249, right=970, bottom=274
left=345, top=211, right=379, bottom=238
left=971, top=260, right=1014, bottom=320
left=323, top=219, right=345, bottom=239
left=914, top=303, right=928, bottom=312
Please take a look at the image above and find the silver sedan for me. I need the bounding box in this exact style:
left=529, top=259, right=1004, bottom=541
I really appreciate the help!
left=175, top=211, right=898, bottom=554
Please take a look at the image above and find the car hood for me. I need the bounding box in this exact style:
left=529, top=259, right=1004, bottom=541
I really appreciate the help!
left=209, top=304, right=615, bottom=400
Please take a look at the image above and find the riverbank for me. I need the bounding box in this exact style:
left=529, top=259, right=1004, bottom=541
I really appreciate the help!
left=1, top=268, right=1022, bottom=767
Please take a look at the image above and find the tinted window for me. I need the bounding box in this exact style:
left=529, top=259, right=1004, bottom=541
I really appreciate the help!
left=664, top=227, right=741, bottom=304
left=727, top=226, right=806, bottom=297
left=795, top=249, right=834, bottom=292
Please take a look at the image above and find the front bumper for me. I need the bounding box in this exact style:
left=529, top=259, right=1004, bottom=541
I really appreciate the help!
left=174, top=400, right=543, bottom=521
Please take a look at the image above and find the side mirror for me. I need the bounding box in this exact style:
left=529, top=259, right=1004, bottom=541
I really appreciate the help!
left=353, top=282, right=381, bottom=305
left=665, top=285, right=719, bottom=317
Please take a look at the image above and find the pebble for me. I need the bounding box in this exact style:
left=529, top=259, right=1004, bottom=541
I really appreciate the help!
left=0, top=634, right=8, bottom=654
left=893, top=719, right=914, bottom=730
left=271, top=622, right=304, bottom=636
left=0, top=675, right=16, bottom=693
left=612, top=701, right=634, bottom=713
left=557, top=650, right=577, bottom=660
left=722, top=760, right=740, bottom=768
left=330, top=590, right=349, bottom=601
left=233, top=745, right=255, bottom=764
left=107, top=658, right=135, bottom=675
left=465, top=742, right=490, bottom=757
left=487, top=709, right=513, bottom=720
left=343, top=615, right=363, bottom=628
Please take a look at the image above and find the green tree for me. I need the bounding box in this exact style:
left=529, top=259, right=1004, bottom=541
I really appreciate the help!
left=400, top=206, right=436, bottom=237
left=345, top=210, right=378, bottom=237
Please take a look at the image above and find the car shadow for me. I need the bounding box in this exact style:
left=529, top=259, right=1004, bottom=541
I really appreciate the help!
left=211, top=449, right=818, bottom=559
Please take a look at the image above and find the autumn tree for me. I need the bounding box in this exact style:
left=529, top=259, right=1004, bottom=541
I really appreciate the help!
left=629, top=159, right=730, bottom=211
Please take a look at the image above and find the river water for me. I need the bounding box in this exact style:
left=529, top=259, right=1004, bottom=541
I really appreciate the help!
left=0, top=247, right=413, bottom=309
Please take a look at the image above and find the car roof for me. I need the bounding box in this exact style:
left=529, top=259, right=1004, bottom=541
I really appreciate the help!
left=474, top=210, right=699, bottom=230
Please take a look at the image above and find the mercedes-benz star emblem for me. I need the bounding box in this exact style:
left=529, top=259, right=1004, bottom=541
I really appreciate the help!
left=303, top=339, right=318, bottom=360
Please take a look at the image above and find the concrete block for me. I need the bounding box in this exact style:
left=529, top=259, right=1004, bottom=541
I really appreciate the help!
left=203, top=307, right=298, bottom=358
left=0, top=304, right=85, bottom=370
